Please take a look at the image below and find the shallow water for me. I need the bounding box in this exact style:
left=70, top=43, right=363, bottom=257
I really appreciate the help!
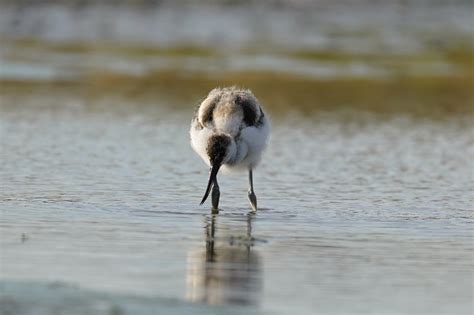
left=0, top=95, right=473, bottom=314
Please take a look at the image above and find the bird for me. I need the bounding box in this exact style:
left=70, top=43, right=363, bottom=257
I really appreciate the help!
left=190, top=87, right=270, bottom=213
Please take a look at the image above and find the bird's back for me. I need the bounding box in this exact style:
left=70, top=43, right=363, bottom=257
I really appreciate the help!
left=191, top=87, right=270, bottom=170
left=197, top=87, right=262, bottom=137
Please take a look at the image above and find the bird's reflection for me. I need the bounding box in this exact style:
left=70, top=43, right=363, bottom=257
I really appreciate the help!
left=186, top=213, right=262, bottom=306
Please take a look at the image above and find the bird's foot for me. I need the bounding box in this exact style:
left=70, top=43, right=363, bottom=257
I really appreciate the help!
left=248, top=190, right=257, bottom=212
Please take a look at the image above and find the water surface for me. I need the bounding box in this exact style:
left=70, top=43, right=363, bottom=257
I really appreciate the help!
left=0, top=95, right=472, bottom=314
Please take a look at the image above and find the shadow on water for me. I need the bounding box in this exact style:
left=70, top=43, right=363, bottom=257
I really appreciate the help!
left=186, top=213, right=262, bottom=306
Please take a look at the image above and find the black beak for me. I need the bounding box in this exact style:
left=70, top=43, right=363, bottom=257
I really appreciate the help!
left=200, top=162, right=221, bottom=205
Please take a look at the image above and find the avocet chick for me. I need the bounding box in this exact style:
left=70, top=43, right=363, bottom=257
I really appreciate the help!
left=190, top=87, right=270, bottom=213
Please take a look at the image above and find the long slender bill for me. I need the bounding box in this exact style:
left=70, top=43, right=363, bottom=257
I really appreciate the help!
left=200, top=163, right=221, bottom=205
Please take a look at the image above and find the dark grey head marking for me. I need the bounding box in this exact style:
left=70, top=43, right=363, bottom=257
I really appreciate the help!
left=206, top=134, right=231, bottom=165
left=235, top=94, right=258, bottom=126
left=256, top=107, right=265, bottom=127
left=201, top=95, right=221, bottom=126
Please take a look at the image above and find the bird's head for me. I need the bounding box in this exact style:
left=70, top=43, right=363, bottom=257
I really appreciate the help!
left=200, top=134, right=235, bottom=205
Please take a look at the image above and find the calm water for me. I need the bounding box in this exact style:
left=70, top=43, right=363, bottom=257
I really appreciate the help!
left=0, top=95, right=473, bottom=314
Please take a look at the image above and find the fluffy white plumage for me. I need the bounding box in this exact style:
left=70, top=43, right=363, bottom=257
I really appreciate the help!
left=190, top=87, right=270, bottom=173
left=189, top=87, right=270, bottom=212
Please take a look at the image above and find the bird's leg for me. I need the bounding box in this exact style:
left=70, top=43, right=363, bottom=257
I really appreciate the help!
left=211, top=177, right=220, bottom=214
left=248, top=169, right=257, bottom=211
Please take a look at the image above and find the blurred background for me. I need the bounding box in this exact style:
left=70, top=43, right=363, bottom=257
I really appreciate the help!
left=1, top=1, right=473, bottom=315
left=1, top=0, right=472, bottom=116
